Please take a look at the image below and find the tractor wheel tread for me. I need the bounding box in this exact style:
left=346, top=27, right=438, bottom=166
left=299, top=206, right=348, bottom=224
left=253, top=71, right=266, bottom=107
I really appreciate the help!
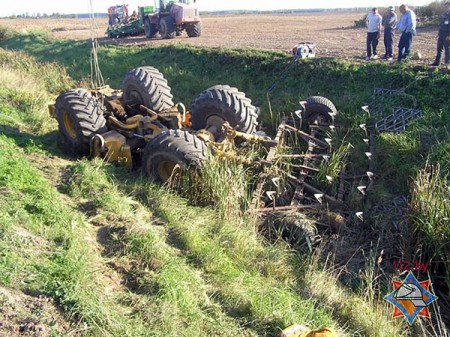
left=306, top=96, right=337, bottom=114
left=302, top=96, right=338, bottom=125
left=144, top=19, right=158, bottom=38
left=190, top=85, right=258, bottom=134
left=122, top=66, right=174, bottom=112
left=143, top=130, right=207, bottom=181
left=186, top=22, right=202, bottom=37
left=55, top=88, right=107, bottom=155
left=159, top=16, right=176, bottom=39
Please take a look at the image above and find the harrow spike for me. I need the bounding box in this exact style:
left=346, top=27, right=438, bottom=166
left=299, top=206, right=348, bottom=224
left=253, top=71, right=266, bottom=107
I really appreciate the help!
left=325, top=138, right=333, bottom=145
left=271, top=177, right=281, bottom=188
left=322, top=155, right=330, bottom=161
left=326, top=175, right=333, bottom=182
left=266, top=191, right=276, bottom=201
left=329, top=125, right=336, bottom=131
left=328, top=112, right=337, bottom=118
left=314, top=193, right=324, bottom=204
left=363, top=138, right=369, bottom=144
left=298, top=101, right=306, bottom=112
left=357, top=185, right=367, bottom=195
left=359, top=123, right=367, bottom=131
left=366, top=171, right=375, bottom=181
left=361, top=105, right=370, bottom=113
left=356, top=211, right=364, bottom=221
left=365, top=152, right=372, bottom=159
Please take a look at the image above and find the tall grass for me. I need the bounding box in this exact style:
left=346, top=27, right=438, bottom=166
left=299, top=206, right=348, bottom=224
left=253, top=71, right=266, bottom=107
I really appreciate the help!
left=64, top=159, right=337, bottom=335
left=0, top=48, right=74, bottom=134
left=315, top=141, right=352, bottom=194
left=411, top=163, right=450, bottom=262
left=0, top=47, right=73, bottom=94
left=183, top=155, right=254, bottom=220
left=0, top=26, right=18, bottom=42
left=416, top=1, right=448, bottom=25
left=304, top=253, right=406, bottom=337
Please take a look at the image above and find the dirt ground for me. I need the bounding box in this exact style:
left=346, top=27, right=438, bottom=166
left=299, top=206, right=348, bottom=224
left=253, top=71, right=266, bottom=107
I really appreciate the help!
left=0, top=286, right=78, bottom=336
left=0, top=13, right=440, bottom=63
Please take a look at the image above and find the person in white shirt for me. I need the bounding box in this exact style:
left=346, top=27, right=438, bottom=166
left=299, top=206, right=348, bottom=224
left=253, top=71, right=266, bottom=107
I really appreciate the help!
left=366, top=7, right=382, bottom=60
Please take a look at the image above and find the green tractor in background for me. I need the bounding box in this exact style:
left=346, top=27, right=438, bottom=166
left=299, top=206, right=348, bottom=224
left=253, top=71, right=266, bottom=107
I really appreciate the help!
left=106, top=5, right=154, bottom=38
left=106, top=1, right=202, bottom=39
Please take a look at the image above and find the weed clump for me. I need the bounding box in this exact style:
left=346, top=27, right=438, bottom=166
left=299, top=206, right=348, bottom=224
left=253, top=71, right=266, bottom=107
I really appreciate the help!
left=411, top=163, right=450, bottom=262
left=0, top=26, right=18, bottom=42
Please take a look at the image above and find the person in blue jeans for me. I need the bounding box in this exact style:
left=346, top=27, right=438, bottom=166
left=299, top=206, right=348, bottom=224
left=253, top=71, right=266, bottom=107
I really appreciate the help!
left=382, top=6, right=398, bottom=60
left=431, top=1, right=450, bottom=66
left=396, top=4, right=417, bottom=62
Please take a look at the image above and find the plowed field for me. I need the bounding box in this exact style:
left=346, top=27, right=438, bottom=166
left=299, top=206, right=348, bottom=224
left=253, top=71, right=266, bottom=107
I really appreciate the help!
left=0, top=13, right=439, bottom=63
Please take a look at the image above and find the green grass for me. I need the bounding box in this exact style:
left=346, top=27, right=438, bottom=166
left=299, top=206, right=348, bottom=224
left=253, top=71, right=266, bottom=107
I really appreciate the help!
left=0, top=136, right=150, bottom=336
left=183, top=153, right=256, bottom=220
left=65, top=159, right=336, bottom=335
left=0, top=28, right=449, bottom=336
left=411, top=163, right=450, bottom=263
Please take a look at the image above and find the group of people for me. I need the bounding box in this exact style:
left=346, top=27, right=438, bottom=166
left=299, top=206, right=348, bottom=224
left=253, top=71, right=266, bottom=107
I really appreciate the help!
left=365, top=2, right=450, bottom=66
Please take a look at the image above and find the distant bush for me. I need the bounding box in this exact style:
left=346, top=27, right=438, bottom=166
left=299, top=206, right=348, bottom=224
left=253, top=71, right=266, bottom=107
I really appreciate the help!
left=415, top=0, right=446, bottom=26
left=354, top=14, right=368, bottom=28
left=0, top=25, right=18, bottom=42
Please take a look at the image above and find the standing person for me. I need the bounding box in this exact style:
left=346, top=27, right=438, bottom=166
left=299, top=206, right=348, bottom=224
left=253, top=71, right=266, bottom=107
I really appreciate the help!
left=431, top=1, right=450, bottom=66
left=382, top=6, right=398, bottom=60
left=366, top=8, right=383, bottom=60
left=396, top=4, right=417, bottom=62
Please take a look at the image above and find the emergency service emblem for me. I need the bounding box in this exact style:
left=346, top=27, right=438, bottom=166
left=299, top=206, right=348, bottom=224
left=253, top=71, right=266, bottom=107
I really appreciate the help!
left=385, top=271, right=438, bottom=325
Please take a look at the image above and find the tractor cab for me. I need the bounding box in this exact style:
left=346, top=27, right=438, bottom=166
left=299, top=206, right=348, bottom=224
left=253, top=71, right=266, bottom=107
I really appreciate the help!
left=158, top=0, right=196, bottom=13
left=107, top=4, right=129, bottom=26
left=107, top=4, right=154, bottom=38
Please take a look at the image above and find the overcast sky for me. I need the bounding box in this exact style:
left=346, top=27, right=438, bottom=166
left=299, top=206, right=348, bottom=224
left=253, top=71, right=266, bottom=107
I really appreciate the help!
left=4, top=0, right=434, bottom=16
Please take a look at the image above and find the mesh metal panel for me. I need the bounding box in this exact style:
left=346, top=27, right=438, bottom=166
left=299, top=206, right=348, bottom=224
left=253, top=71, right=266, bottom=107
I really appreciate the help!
left=376, top=107, right=424, bottom=133
left=366, top=88, right=422, bottom=133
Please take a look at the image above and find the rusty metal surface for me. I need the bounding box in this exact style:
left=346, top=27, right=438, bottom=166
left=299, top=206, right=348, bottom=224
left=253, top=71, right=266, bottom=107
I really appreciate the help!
left=250, top=104, right=343, bottom=211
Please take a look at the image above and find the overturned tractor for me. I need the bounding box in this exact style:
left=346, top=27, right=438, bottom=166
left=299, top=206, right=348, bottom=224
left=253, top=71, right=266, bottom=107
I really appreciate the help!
left=49, top=66, right=339, bottom=210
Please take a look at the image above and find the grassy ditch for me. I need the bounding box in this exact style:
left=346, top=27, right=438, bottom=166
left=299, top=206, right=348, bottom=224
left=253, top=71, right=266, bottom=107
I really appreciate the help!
left=0, top=48, right=350, bottom=336
left=1, top=28, right=450, bottom=335
left=2, top=28, right=449, bottom=198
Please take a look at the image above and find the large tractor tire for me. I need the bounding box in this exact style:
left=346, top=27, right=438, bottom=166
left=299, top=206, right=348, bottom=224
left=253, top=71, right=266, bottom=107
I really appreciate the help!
left=122, top=66, right=174, bottom=112
left=143, top=130, right=207, bottom=182
left=144, top=18, right=158, bottom=38
left=190, top=85, right=258, bottom=134
left=302, top=96, right=337, bottom=126
left=55, top=89, right=107, bottom=155
left=186, top=22, right=202, bottom=37
left=159, top=16, right=176, bottom=39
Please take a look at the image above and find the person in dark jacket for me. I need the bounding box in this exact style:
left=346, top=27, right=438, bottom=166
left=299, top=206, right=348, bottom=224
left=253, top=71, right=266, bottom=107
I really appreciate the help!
left=382, top=6, right=398, bottom=60
left=431, top=1, right=450, bottom=66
